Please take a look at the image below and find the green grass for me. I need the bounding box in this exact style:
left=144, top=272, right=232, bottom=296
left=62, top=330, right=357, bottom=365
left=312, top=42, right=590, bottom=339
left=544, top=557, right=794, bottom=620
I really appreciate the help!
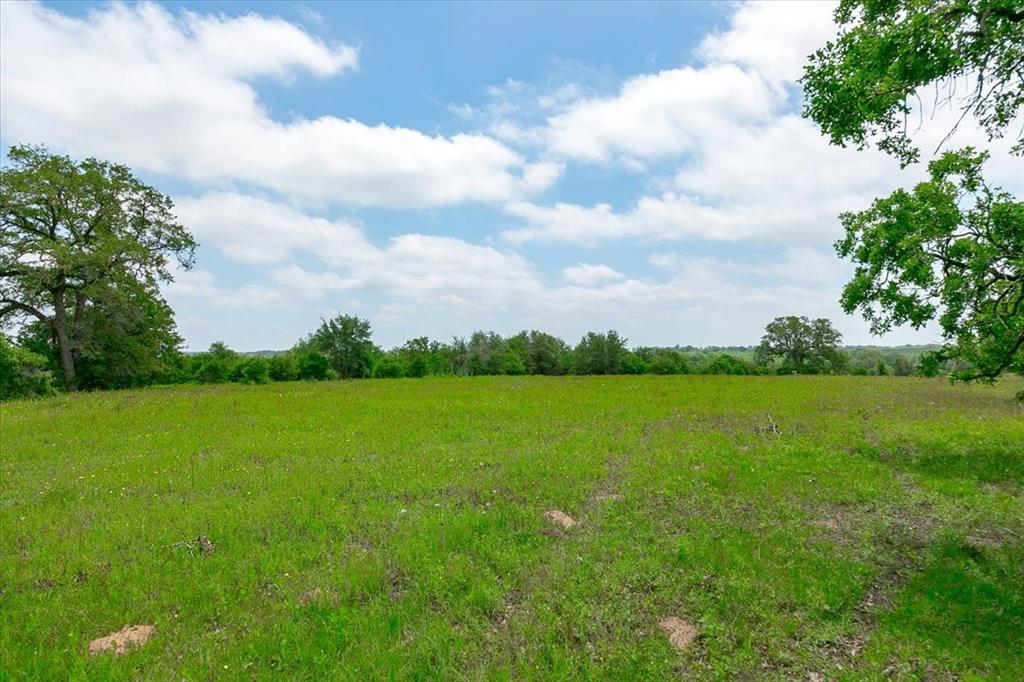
left=1, top=376, right=1022, bottom=680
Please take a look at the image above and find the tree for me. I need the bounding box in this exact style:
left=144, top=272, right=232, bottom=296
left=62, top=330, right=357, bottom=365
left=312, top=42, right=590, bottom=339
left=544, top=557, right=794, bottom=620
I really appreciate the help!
left=573, top=331, right=628, bottom=375
left=303, top=314, right=376, bottom=379
left=802, top=0, right=1023, bottom=382
left=644, top=349, right=689, bottom=375
left=518, top=330, right=570, bottom=375
left=802, top=0, right=1023, bottom=165
left=268, top=354, right=298, bottom=382
left=463, top=331, right=509, bottom=375
left=372, top=354, right=406, bottom=378
left=65, top=279, right=183, bottom=389
left=0, top=145, right=196, bottom=390
left=397, top=337, right=431, bottom=377
left=836, top=151, right=1023, bottom=381
left=701, top=353, right=754, bottom=376
left=193, top=342, right=237, bottom=384
left=755, top=316, right=847, bottom=374
left=235, top=357, right=270, bottom=385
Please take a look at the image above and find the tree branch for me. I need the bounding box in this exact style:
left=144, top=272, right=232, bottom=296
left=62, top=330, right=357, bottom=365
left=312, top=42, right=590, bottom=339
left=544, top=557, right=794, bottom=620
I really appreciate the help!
left=0, top=298, right=48, bottom=322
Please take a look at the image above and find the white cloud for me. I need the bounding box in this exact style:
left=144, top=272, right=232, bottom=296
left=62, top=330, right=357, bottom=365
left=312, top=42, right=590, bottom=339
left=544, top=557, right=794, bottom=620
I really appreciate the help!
left=697, top=1, right=839, bottom=87
left=503, top=184, right=867, bottom=246
left=541, top=64, right=777, bottom=163
left=177, top=192, right=544, bottom=304
left=562, top=263, right=625, bottom=286
left=0, top=1, right=556, bottom=208
left=501, top=1, right=1020, bottom=247
left=270, top=266, right=361, bottom=297
left=174, top=192, right=368, bottom=265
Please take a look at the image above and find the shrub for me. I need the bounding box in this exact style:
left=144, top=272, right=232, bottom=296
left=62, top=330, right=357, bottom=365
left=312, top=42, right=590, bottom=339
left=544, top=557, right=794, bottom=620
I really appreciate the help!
left=373, top=355, right=406, bottom=378
left=267, top=354, right=298, bottom=382
left=702, top=354, right=751, bottom=375
left=0, top=337, right=56, bottom=400
left=296, top=351, right=332, bottom=380
left=237, top=357, right=270, bottom=384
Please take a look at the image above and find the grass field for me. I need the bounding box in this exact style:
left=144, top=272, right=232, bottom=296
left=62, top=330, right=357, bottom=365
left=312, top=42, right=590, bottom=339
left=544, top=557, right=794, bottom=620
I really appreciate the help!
left=2, top=376, right=1023, bottom=680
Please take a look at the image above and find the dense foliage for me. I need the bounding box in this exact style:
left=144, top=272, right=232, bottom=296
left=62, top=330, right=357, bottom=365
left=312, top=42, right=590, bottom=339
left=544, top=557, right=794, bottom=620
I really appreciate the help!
left=755, top=316, right=848, bottom=374
left=837, top=150, right=1023, bottom=381
left=301, top=314, right=376, bottom=379
left=0, top=145, right=196, bottom=390
left=0, top=335, right=55, bottom=400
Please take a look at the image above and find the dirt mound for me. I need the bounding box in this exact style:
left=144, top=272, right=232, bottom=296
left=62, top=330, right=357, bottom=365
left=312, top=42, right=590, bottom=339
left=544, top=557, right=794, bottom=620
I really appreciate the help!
left=88, top=624, right=156, bottom=656
left=544, top=509, right=576, bottom=530
left=658, top=617, right=697, bottom=650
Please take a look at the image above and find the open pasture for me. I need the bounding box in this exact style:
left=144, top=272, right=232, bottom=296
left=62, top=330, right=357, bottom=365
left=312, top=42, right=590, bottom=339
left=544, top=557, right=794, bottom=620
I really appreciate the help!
left=2, top=376, right=1022, bottom=679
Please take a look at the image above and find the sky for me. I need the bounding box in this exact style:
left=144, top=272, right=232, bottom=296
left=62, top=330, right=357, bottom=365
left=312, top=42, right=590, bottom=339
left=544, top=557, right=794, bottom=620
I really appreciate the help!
left=1, top=0, right=1021, bottom=351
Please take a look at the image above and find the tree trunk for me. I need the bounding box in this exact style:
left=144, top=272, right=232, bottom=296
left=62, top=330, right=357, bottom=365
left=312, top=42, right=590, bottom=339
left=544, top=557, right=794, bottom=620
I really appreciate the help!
left=52, top=290, right=77, bottom=391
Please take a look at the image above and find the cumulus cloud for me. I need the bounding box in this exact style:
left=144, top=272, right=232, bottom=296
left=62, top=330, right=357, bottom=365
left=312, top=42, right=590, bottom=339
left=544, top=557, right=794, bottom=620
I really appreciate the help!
left=0, top=1, right=555, bottom=208
left=175, top=192, right=544, bottom=305
left=165, top=268, right=287, bottom=308
left=171, top=193, right=821, bottom=308
left=502, top=176, right=877, bottom=246
left=536, top=64, right=777, bottom=163
left=174, top=193, right=368, bottom=265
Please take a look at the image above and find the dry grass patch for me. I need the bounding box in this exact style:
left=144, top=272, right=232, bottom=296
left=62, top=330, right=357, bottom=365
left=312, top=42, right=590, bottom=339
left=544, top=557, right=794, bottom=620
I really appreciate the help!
left=658, top=617, right=698, bottom=650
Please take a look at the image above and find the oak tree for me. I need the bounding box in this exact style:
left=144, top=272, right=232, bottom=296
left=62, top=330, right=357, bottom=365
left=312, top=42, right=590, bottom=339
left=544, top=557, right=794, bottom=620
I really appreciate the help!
left=1, top=145, right=196, bottom=390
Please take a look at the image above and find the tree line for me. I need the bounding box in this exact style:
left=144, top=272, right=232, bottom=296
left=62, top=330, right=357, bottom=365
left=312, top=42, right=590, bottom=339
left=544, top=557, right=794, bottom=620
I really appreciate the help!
left=1, top=311, right=944, bottom=399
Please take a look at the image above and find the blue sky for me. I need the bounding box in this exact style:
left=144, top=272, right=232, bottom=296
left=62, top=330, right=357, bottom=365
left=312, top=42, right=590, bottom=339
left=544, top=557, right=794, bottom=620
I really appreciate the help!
left=2, top=1, right=1020, bottom=350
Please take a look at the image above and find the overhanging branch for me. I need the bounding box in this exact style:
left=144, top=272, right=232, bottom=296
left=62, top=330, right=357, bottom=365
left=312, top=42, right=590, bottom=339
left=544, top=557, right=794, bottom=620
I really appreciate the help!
left=0, top=298, right=48, bottom=322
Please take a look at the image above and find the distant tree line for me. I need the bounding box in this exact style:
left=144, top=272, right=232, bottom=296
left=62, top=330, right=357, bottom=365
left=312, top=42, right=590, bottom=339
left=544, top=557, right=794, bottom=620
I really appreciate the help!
left=0, top=312, right=951, bottom=399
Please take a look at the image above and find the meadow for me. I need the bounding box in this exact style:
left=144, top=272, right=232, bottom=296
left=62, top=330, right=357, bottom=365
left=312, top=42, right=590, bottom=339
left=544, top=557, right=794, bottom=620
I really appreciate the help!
left=1, top=375, right=1022, bottom=680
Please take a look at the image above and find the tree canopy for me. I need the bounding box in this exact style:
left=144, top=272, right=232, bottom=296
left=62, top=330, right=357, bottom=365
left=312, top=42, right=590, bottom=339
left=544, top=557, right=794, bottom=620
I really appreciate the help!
left=802, top=0, right=1024, bottom=164
left=802, top=0, right=1023, bottom=383
left=0, top=145, right=196, bottom=389
left=302, top=314, right=376, bottom=379
left=755, top=316, right=847, bottom=374
left=837, top=149, right=1023, bottom=380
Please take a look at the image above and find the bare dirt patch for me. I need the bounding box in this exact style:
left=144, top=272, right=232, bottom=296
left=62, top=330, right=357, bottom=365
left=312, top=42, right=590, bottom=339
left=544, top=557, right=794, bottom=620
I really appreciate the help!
left=659, top=617, right=698, bottom=650
left=594, top=493, right=623, bottom=502
left=88, top=624, right=156, bottom=656
left=544, top=509, right=577, bottom=530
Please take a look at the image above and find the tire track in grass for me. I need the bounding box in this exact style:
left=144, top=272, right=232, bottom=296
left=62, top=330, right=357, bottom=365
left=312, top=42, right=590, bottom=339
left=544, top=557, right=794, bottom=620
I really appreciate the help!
left=489, top=414, right=683, bottom=673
